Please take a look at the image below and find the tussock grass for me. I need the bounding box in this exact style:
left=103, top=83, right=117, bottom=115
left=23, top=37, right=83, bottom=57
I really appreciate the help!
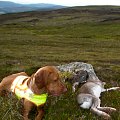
left=0, top=6, right=120, bottom=120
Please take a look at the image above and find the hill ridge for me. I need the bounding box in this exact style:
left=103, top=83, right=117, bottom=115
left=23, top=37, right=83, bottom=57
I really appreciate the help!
left=0, top=1, right=66, bottom=14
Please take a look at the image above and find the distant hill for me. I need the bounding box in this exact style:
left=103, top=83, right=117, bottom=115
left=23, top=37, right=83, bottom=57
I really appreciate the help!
left=0, top=1, right=66, bottom=14
left=0, top=5, right=120, bottom=25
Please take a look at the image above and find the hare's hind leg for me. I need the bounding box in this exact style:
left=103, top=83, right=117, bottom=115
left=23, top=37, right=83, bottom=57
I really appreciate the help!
left=91, top=97, right=111, bottom=119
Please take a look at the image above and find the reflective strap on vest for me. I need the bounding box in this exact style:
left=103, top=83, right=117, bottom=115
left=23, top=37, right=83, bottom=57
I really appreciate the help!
left=11, top=76, right=28, bottom=92
left=15, top=89, right=48, bottom=106
left=11, top=76, right=48, bottom=106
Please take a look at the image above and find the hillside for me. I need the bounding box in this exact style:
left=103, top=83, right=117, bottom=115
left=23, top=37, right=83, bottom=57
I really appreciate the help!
left=0, top=1, right=65, bottom=14
left=0, top=5, right=120, bottom=24
left=0, top=6, right=120, bottom=120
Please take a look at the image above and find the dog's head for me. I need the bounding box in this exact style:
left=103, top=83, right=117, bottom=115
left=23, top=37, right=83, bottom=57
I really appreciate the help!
left=34, top=66, right=67, bottom=96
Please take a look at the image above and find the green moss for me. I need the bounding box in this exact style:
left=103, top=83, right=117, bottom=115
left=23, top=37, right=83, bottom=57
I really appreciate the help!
left=60, top=72, right=73, bottom=81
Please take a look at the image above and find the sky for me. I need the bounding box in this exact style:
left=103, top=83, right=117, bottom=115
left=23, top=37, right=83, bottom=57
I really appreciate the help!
left=1, top=0, right=120, bottom=6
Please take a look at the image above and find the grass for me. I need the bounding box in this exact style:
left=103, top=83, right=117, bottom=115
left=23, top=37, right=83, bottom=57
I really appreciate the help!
left=0, top=6, right=120, bottom=120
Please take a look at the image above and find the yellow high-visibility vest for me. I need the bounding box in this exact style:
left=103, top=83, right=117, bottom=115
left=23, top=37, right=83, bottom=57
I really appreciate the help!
left=11, top=76, right=47, bottom=106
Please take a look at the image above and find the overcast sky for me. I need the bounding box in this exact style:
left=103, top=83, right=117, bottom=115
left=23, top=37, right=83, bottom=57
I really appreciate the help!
left=1, top=0, right=120, bottom=6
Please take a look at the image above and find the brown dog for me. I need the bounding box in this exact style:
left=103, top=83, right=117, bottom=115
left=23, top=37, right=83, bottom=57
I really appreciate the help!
left=0, top=66, right=67, bottom=120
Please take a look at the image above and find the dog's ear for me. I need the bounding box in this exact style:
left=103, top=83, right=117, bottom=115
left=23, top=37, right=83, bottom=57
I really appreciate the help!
left=34, top=69, right=46, bottom=88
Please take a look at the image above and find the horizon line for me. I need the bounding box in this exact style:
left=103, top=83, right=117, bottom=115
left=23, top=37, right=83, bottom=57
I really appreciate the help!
left=0, top=0, right=120, bottom=7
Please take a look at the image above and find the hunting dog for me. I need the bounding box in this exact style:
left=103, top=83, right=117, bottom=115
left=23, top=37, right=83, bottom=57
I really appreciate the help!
left=76, top=77, right=119, bottom=119
left=0, top=66, right=67, bottom=120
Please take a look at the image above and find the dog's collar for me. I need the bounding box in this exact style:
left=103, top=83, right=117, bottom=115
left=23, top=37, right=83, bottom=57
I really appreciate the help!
left=11, top=75, right=48, bottom=106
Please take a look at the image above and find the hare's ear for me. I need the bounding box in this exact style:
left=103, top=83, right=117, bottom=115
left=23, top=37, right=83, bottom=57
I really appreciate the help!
left=34, top=69, right=45, bottom=88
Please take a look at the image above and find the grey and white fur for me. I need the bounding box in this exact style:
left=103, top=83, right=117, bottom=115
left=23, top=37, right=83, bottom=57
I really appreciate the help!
left=57, top=62, right=120, bottom=119
left=77, top=78, right=119, bottom=119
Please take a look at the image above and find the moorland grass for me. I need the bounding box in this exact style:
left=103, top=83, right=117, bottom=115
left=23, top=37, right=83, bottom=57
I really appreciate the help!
left=0, top=6, right=120, bottom=120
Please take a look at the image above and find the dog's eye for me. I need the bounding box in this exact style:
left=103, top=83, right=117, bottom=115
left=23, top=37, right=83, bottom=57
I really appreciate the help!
left=54, top=80, right=57, bottom=82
